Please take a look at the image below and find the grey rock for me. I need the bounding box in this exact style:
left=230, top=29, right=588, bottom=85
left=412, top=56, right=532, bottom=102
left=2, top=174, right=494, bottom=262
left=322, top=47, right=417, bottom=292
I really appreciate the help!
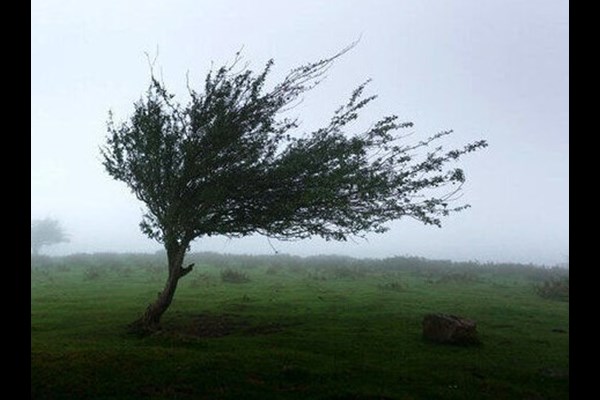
left=422, top=313, right=480, bottom=345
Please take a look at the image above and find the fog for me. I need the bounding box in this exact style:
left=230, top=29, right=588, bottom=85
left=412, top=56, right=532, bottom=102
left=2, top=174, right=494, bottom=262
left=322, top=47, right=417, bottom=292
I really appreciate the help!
left=31, top=0, right=568, bottom=266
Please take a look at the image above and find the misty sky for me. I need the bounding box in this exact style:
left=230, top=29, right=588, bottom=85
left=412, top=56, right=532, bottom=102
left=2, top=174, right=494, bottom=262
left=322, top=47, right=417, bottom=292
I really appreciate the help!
left=31, top=0, right=568, bottom=265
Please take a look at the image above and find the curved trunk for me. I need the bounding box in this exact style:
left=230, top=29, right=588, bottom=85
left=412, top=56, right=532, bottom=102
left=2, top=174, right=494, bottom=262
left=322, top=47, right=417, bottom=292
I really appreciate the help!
left=129, top=242, right=194, bottom=334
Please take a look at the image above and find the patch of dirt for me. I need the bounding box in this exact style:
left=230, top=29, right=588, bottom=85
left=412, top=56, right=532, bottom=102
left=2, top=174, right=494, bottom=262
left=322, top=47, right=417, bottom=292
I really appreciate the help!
left=163, top=313, right=293, bottom=338
left=187, top=313, right=251, bottom=337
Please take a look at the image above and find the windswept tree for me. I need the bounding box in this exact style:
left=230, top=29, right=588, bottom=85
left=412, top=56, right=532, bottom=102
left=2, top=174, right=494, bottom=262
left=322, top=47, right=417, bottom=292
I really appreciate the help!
left=31, top=218, right=69, bottom=256
left=101, top=44, right=487, bottom=333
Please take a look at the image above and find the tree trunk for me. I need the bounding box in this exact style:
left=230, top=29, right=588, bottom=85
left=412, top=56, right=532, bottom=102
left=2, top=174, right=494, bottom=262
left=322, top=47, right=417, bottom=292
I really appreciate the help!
left=128, top=242, right=193, bottom=335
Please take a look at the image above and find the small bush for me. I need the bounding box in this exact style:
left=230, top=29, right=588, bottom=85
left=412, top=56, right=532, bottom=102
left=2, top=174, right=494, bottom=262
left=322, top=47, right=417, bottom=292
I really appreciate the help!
left=307, top=271, right=328, bottom=281
left=144, top=264, right=163, bottom=275
left=83, top=267, right=102, bottom=281
left=107, top=263, right=125, bottom=273
left=378, top=281, right=405, bottom=292
left=31, top=255, right=55, bottom=269
left=221, top=269, right=250, bottom=284
left=189, top=272, right=213, bottom=288
left=435, top=272, right=479, bottom=284
left=265, top=265, right=282, bottom=275
left=535, top=277, right=569, bottom=301
left=56, top=264, right=71, bottom=273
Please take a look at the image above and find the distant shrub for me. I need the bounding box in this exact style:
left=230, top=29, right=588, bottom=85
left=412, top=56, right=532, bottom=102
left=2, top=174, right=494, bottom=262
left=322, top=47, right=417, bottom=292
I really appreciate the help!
left=236, top=256, right=259, bottom=269
left=56, top=264, right=71, bottom=273
left=62, top=254, right=94, bottom=268
left=83, top=267, right=102, bottom=281
left=535, top=277, right=569, bottom=301
left=107, top=263, right=124, bottom=273
left=31, top=255, right=56, bottom=269
left=221, top=269, right=250, bottom=284
left=265, top=265, right=282, bottom=275
left=331, top=266, right=366, bottom=280
left=307, top=271, right=328, bottom=281
left=378, top=281, right=405, bottom=291
left=144, top=264, right=163, bottom=275
left=435, top=272, right=480, bottom=284
left=189, top=272, right=213, bottom=288
left=305, top=264, right=366, bottom=281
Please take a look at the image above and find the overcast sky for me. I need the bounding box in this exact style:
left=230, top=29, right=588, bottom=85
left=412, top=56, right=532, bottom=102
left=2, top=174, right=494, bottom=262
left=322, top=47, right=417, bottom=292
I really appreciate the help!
left=31, top=0, right=568, bottom=265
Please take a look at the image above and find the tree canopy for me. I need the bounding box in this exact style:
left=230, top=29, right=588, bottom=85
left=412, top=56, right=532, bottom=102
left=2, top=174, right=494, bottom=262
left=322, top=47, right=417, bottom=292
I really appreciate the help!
left=31, top=218, right=69, bottom=256
left=102, top=45, right=487, bottom=251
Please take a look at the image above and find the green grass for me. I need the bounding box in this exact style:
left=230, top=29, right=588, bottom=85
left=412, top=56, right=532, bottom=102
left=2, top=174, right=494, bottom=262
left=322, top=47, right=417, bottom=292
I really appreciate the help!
left=31, top=253, right=569, bottom=399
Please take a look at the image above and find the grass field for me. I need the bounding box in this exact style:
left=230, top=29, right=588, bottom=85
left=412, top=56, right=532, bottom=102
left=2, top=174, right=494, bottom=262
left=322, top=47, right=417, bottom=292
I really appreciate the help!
left=31, top=253, right=569, bottom=399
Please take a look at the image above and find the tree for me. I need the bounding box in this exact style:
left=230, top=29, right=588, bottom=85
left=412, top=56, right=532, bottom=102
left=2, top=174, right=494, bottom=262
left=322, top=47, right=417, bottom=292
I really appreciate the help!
left=31, top=218, right=69, bottom=256
left=101, top=44, right=487, bottom=333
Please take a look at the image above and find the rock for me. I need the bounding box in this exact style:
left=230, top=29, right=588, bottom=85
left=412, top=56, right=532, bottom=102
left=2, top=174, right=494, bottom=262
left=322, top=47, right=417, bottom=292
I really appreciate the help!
left=422, top=313, right=480, bottom=345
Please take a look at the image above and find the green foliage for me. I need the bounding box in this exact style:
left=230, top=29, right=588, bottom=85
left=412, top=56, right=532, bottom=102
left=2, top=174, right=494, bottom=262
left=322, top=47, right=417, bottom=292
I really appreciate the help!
left=31, top=218, right=69, bottom=255
left=83, top=267, right=103, bottom=281
left=264, top=264, right=282, bottom=275
left=56, top=263, right=71, bottom=273
left=221, top=268, right=251, bottom=284
left=377, top=280, right=405, bottom=291
left=434, top=271, right=480, bottom=284
left=101, top=44, right=487, bottom=250
left=535, top=277, right=569, bottom=301
left=188, top=272, right=214, bottom=288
